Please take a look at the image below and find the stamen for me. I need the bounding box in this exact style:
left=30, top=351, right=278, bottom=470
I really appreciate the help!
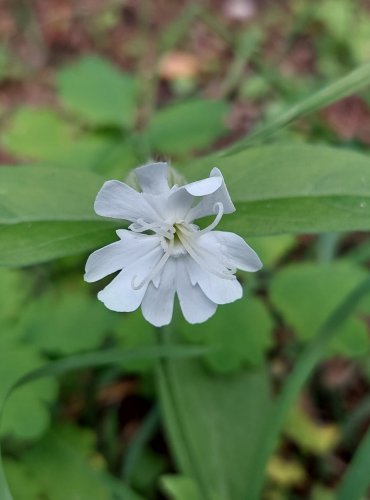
left=131, top=239, right=174, bottom=290
left=129, top=219, right=175, bottom=239
left=176, top=230, right=235, bottom=280
left=197, top=202, right=224, bottom=235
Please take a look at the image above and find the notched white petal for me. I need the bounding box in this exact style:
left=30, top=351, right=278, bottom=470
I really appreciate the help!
left=186, top=258, right=243, bottom=305
left=177, top=258, right=217, bottom=323
left=94, top=180, right=157, bottom=222
left=183, top=176, right=222, bottom=196
left=186, top=168, right=235, bottom=221
left=134, top=162, right=170, bottom=194
left=84, top=240, right=126, bottom=283
left=141, top=259, right=177, bottom=326
left=97, top=244, right=163, bottom=312
left=201, top=231, right=263, bottom=272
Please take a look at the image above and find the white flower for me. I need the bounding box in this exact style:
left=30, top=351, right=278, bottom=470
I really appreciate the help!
left=85, top=162, right=262, bottom=327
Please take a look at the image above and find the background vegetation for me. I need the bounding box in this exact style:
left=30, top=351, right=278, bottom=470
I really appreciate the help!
left=0, top=0, right=370, bottom=499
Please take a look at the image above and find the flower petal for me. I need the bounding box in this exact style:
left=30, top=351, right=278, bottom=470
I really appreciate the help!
left=183, top=176, right=222, bottom=196
left=186, top=258, right=243, bottom=305
left=186, top=167, right=235, bottom=221
left=200, top=231, right=263, bottom=272
left=94, top=180, right=159, bottom=222
left=141, top=258, right=177, bottom=327
left=134, top=162, right=170, bottom=194
left=166, top=187, right=195, bottom=221
left=177, top=257, right=217, bottom=323
left=85, top=231, right=161, bottom=283
left=97, top=243, right=163, bottom=312
left=84, top=240, right=126, bottom=283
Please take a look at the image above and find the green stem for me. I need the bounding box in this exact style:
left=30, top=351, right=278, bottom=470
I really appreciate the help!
left=156, top=327, right=211, bottom=500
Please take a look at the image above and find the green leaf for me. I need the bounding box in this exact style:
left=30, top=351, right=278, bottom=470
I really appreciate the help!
left=5, top=425, right=144, bottom=500
left=0, top=220, right=118, bottom=267
left=1, top=106, right=137, bottom=170
left=148, top=99, right=229, bottom=155
left=0, top=346, right=57, bottom=440
left=3, top=142, right=370, bottom=268
left=245, top=235, right=296, bottom=268
left=315, top=0, right=354, bottom=40
left=223, top=62, right=370, bottom=153
left=114, top=311, right=156, bottom=373
left=248, top=278, right=370, bottom=500
left=337, top=420, right=370, bottom=500
left=0, top=166, right=102, bottom=224
left=2, top=108, right=74, bottom=161
left=270, top=261, right=370, bottom=357
left=161, top=475, right=202, bottom=500
left=20, top=290, right=119, bottom=355
left=56, top=55, right=137, bottom=128
left=179, top=297, right=274, bottom=373
left=246, top=277, right=370, bottom=500
left=157, top=352, right=272, bottom=500
left=0, top=269, right=30, bottom=325
left=0, top=345, right=208, bottom=499
left=0, top=166, right=119, bottom=267
left=189, top=144, right=370, bottom=236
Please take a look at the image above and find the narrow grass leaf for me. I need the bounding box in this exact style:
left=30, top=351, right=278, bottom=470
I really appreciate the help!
left=223, top=62, right=370, bottom=154
left=246, top=277, right=370, bottom=500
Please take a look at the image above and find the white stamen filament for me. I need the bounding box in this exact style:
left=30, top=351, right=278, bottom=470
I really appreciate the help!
left=131, top=238, right=174, bottom=290
left=130, top=219, right=175, bottom=239
left=130, top=201, right=232, bottom=288
left=176, top=228, right=236, bottom=280
left=197, top=202, right=224, bottom=235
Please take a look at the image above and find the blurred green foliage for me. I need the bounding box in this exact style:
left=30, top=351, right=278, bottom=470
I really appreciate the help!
left=0, top=0, right=369, bottom=498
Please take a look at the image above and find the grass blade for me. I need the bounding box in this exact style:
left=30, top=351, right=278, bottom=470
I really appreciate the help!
left=246, top=277, right=370, bottom=500
left=222, top=62, right=370, bottom=155
left=336, top=417, right=370, bottom=499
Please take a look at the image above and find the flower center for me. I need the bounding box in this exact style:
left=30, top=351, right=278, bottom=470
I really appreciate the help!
left=129, top=202, right=236, bottom=290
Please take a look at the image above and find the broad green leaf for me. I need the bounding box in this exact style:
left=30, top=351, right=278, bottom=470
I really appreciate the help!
left=2, top=108, right=74, bottom=161
left=315, top=0, right=354, bottom=40
left=0, top=269, right=30, bottom=325
left=245, top=235, right=296, bottom=268
left=148, top=99, right=229, bottom=155
left=270, top=261, right=370, bottom=356
left=114, top=311, right=156, bottom=373
left=20, top=290, right=119, bottom=355
left=0, top=221, right=118, bottom=267
left=161, top=475, right=202, bottom=500
left=0, top=166, right=102, bottom=224
left=0, top=166, right=119, bottom=267
left=189, top=144, right=370, bottom=236
left=5, top=426, right=143, bottom=500
left=2, top=142, right=370, bottom=268
left=0, top=346, right=57, bottom=441
left=223, top=62, right=370, bottom=153
left=157, top=355, right=272, bottom=500
left=179, top=297, right=274, bottom=373
left=1, top=106, right=138, bottom=171
left=56, top=55, right=137, bottom=128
